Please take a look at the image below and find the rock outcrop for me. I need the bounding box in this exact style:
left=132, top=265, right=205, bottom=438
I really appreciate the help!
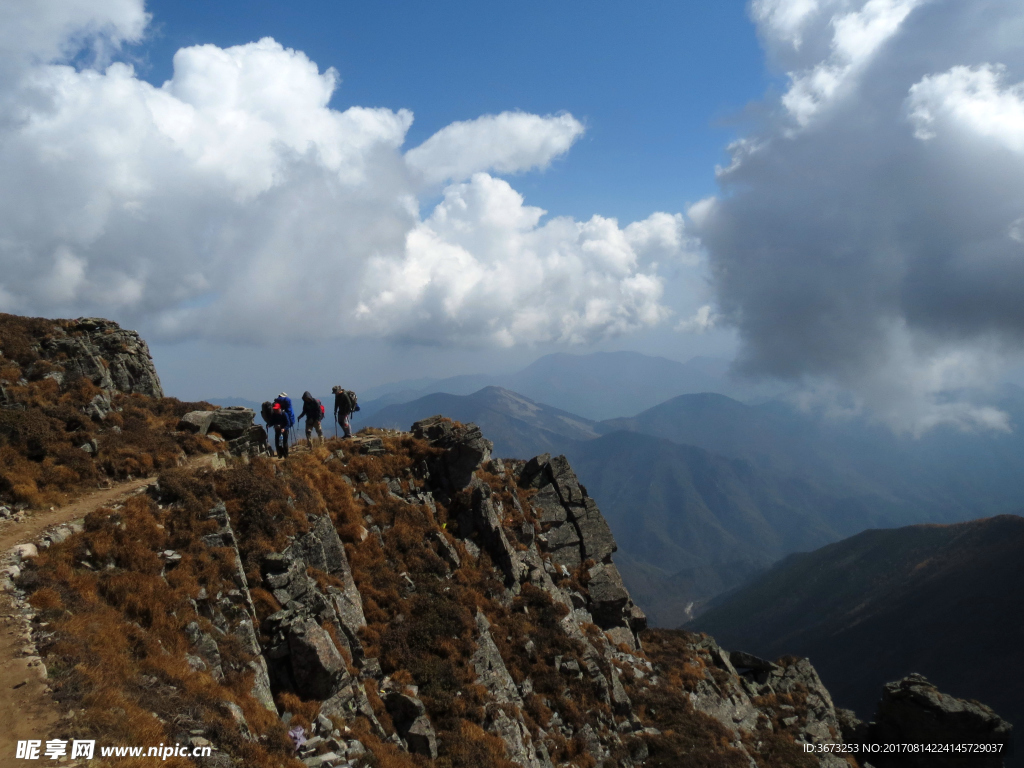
left=838, top=674, right=1013, bottom=768
left=32, top=316, right=163, bottom=397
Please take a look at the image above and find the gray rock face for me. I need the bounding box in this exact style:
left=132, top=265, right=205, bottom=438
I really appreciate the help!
left=863, top=674, right=1013, bottom=767
left=459, top=479, right=523, bottom=586
left=38, top=317, right=163, bottom=397
left=517, top=454, right=646, bottom=645
left=412, top=415, right=492, bottom=491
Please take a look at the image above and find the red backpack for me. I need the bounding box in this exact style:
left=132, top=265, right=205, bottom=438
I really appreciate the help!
left=317, top=399, right=325, bottom=419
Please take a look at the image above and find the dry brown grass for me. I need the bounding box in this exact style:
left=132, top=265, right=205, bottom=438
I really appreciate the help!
left=0, top=313, right=218, bottom=508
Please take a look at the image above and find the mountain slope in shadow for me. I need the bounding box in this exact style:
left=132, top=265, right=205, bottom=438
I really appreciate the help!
left=690, top=514, right=1024, bottom=748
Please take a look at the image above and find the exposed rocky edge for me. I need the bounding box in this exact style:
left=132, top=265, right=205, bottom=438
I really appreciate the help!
left=11, top=417, right=1007, bottom=768
left=837, top=674, right=1013, bottom=768
left=1, top=314, right=163, bottom=398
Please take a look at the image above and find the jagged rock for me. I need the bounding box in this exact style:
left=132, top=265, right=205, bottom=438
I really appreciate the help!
left=471, top=611, right=522, bottom=705
left=485, top=705, right=553, bottom=768
left=412, top=416, right=492, bottom=491
left=519, top=453, right=551, bottom=489
left=543, top=522, right=582, bottom=568
left=287, top=617, right=347, bottom=700
left=586, top=563, right=629, bottom=625
left=531, top=484, right=566, bottom=523
left=610, top=665, right=632, bottom=716
left=866, top=674, right=1012, bottom=767
left=286, top=517, right=367, bottom=655
left=574, top=497, right=616, bottom=563
left=460, top=479, right=523, bottom=586
left=430, top=530, right=461, bottom=568
left=84, top=392, right=112, bottom=421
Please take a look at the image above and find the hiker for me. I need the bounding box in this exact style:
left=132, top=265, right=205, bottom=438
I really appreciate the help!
left=260, top=400, right=277, bottom=455
left=332, top=385, right=358, bottom=438
left=270, top=402, right=290, bottom=459
left=274, top=392, right=295, bottom=444
left=297, top=390, right=325, bottom=447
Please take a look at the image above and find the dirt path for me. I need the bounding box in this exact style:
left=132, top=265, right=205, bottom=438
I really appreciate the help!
left=0, top=458, right=216, bottom=767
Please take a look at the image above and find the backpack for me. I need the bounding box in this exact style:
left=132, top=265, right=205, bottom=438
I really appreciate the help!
left=261, top=401, right=273, bottom=425
left=334, top=388, right=359, bottom=414
left=275, top=396, right=295, bottom=427
left=317, top=399, right=325, bottom=419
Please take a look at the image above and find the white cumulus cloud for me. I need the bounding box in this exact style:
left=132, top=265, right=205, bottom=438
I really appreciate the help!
left=0, top=0, right=690, bottom=347
left=405, top=111, right=584, bottom=186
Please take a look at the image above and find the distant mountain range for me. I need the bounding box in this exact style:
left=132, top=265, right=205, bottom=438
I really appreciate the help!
left=359, top=351, right=787, bottom=420
left=689, top=515, right=1024, bottom=750
left=368, top=386, right=607, bottom=459
left=363, top=381, right=1024, bottom=629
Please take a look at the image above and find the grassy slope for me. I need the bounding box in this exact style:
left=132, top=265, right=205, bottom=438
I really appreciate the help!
left=0, top=313, right=216, bottom=508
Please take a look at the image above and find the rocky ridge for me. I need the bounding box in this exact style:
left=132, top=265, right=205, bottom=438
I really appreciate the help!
left=0, top=398, right=1010, bottom=767
left=8, top=409, right=971, bottom=768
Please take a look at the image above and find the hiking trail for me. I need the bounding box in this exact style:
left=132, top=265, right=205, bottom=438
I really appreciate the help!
left=0, top=457, right=216, bottom=767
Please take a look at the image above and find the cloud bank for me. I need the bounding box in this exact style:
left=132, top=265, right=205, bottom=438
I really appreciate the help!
left=695, top=0, right=1024, bottom=433
left=0, top=0, right=694, bottom=347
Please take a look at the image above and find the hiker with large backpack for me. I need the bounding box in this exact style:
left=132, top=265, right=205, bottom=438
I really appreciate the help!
left=269, top=402, right=290, bottom=459
left=332, top=385, right=359, bottom=439
left=261, top=400, right=276, bottom=455
left=297, top=390, right=325, bottom=447
left=274, top=392, right=295, bottom=445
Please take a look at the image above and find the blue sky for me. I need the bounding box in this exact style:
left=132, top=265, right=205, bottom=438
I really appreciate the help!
left=138, top=0, right=767, bottom=224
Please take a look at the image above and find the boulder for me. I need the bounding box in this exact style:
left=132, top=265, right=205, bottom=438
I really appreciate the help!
left=412, top=416, right=492, bottom=491
left=208, top=407, right=254, bottom=439
left=287, top=617, right=347, bottom=700
left=405, top=716, right=438, bottom=759
left=178, top=410, right=215, bottom=435
left=866, top=674, right=1012, bottom=767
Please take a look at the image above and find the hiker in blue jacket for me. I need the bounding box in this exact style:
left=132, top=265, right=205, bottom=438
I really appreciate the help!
left=297, top=391, right=324, bottom=447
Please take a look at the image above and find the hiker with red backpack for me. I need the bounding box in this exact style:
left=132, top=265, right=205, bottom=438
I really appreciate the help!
left=332, top=385, right=359, bottom=439
left=297, top=390, right=325, bottom=447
